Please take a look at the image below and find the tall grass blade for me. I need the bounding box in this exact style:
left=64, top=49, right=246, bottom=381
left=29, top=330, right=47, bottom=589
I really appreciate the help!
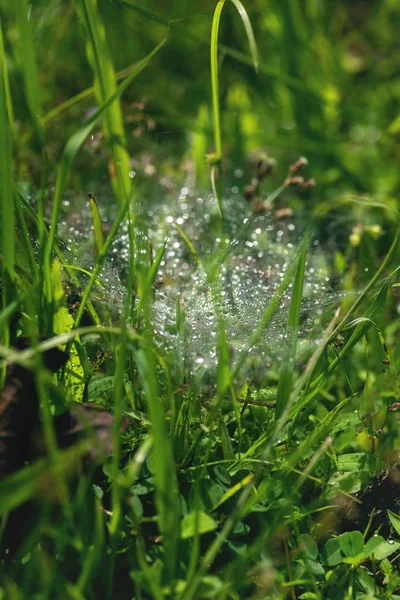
left=135, top=239, right=168, bottom=318
left=14, top=0, right=44, bottom=148
left=230, top=0, right=259, bottom=73
left=43, top=39, right=165, bottom=303
left=72, top=191, right=133, bottom=331
left=118, top=0, right=312, bottom=95
left=232, top=245, right=300, bottom=378
left=193, top=104, right=209, bottom=186
left=75, top=0, right=132, bottom=204
left=135, top=332, right=180, bottom=582
left=210, top=0, right=225, bottom=163
left=88, top=193, right=104, bottom=255
left=275, top=236, right=308, bottom=420
left=0, top=21, right=14, bottom=127
left=0, top=59, right=15, bottom=300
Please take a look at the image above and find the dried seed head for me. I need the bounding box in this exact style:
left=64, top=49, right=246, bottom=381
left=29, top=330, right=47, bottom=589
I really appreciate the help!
left=275, top=207, right=293, bottom=220
left=285, top=176, right=305, bottom=187
left=301, top=178, right=316, bottom=189
left=257, top=157, right=276, bottom=179
left=289, top=156, right=308, bottom=173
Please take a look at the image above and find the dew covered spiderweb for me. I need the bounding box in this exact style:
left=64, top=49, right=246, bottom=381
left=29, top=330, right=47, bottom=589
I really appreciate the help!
left=58, top=180, right=345, bottom=379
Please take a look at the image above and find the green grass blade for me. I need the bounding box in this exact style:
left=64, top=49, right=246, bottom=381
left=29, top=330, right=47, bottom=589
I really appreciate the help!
left=135, top=333, right=180, bottom=582
left=0, top=59, right=15, bottom=291
left=0, top=444, right=87, bottom=516
left=230, top=0, right=259, bottom=73
left=0, top=20, right=14, bottom=128
left=275, top=236, right=308, bottom=420
left=72, top=192, right=132, bottom=331
left=327, top=267, right=400, bottom=375
left=117, top=0, right=309, bottom=94
left=75, top=0, right=133, bottom=204
left=210, top=0, right=226, bottom=162
left=210, top=164, right=223, bottom=219
left=192, top=104, right=209, bottom=186
left=14, top=0, right=44, bottom=148
left=135, top=239, right=168, bottom=318
left=88, top=193, right=104, bottom=255
left=43, top=39, right=166, bottom=302
left=232, top=245, right=300, bottom=378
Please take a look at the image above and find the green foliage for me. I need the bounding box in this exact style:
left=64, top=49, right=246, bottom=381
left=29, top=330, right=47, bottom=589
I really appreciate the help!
left=1, top=1, right=400, bottom=598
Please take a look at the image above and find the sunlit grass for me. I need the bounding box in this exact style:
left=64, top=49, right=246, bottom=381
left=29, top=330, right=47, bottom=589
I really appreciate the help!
left=1, top=1, right=400, bottom=598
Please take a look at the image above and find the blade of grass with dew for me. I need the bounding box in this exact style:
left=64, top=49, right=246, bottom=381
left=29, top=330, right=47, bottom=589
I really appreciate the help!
left=229, top=292, right=340, bottom=471
left=71, top=192, right=132, bottom=333
left=210, top=165, right=223, bottom=220
left=232, top=244, right=300, bottom=379
left=14, top=0, right=44, bottom=148
left=181, top=223, right=301, bottom=464
left=326, top=269, right=399, bottom=375
left=174, top=223, right=204, bottom=272
left=181, top=274, right=240, bottom=469
left=14, top=188, right=36, bottom=276
left=135, top=329, right=180, bottom=583
left=275, top=235, right=308, bottom=420
left=88, top=193, right=104, bottom=255
left=75, top=0, right=133, bottom=204
left=286, top=269, right=399, bottom=426
left=328, top=202, right=400, bottom=341
left=16, top=184, right=102, bottom=325
left=43, top=39, right=166, bottom=304
left=106, top=205, right=137, bottom=596
left=135, top=239, right=168, bottom=318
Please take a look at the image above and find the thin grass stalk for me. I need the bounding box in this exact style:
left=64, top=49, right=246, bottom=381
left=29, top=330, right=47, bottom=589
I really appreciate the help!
left=72, top=192, right=132, bottom=331
left=329, top=201, right=400, bottom=341
left=118, top=0, right=313, bottom=96
left=0, top=57, right=15, bottom=378
left=107, top=201, right=136, bottom=595
left=275, top=235, right=308, bottom=420
left=14, top=0, right=44, bottom=148
left=43, top=40, right=165, bottom=305
left=16, top=185, right=101, bottom=327
left=75, top=0, right=132, bottom=204
left=210, top=0, right=225, bottom=161
left=135, top=324, right=181, bottom=583
left=0, top=21, right=14, bottom=128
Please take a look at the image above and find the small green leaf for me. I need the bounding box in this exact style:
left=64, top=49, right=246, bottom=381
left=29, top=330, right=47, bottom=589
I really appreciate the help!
left=364, top=534, right=400, bottom=560
left=321, top=538, right=342, bottom=566
left=299, top=533, right=318, bottom=560
left=388, top=509, right=400, bottom=537
left=336, top=453, right=384, bottom=473
left=180, top=511, right=217, bottom=539
left=339, top=531, right=364, bottom=564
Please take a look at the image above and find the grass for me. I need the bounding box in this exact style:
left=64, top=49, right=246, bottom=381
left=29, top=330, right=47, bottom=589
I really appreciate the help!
left=1, top=1, right=400, bottom=599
